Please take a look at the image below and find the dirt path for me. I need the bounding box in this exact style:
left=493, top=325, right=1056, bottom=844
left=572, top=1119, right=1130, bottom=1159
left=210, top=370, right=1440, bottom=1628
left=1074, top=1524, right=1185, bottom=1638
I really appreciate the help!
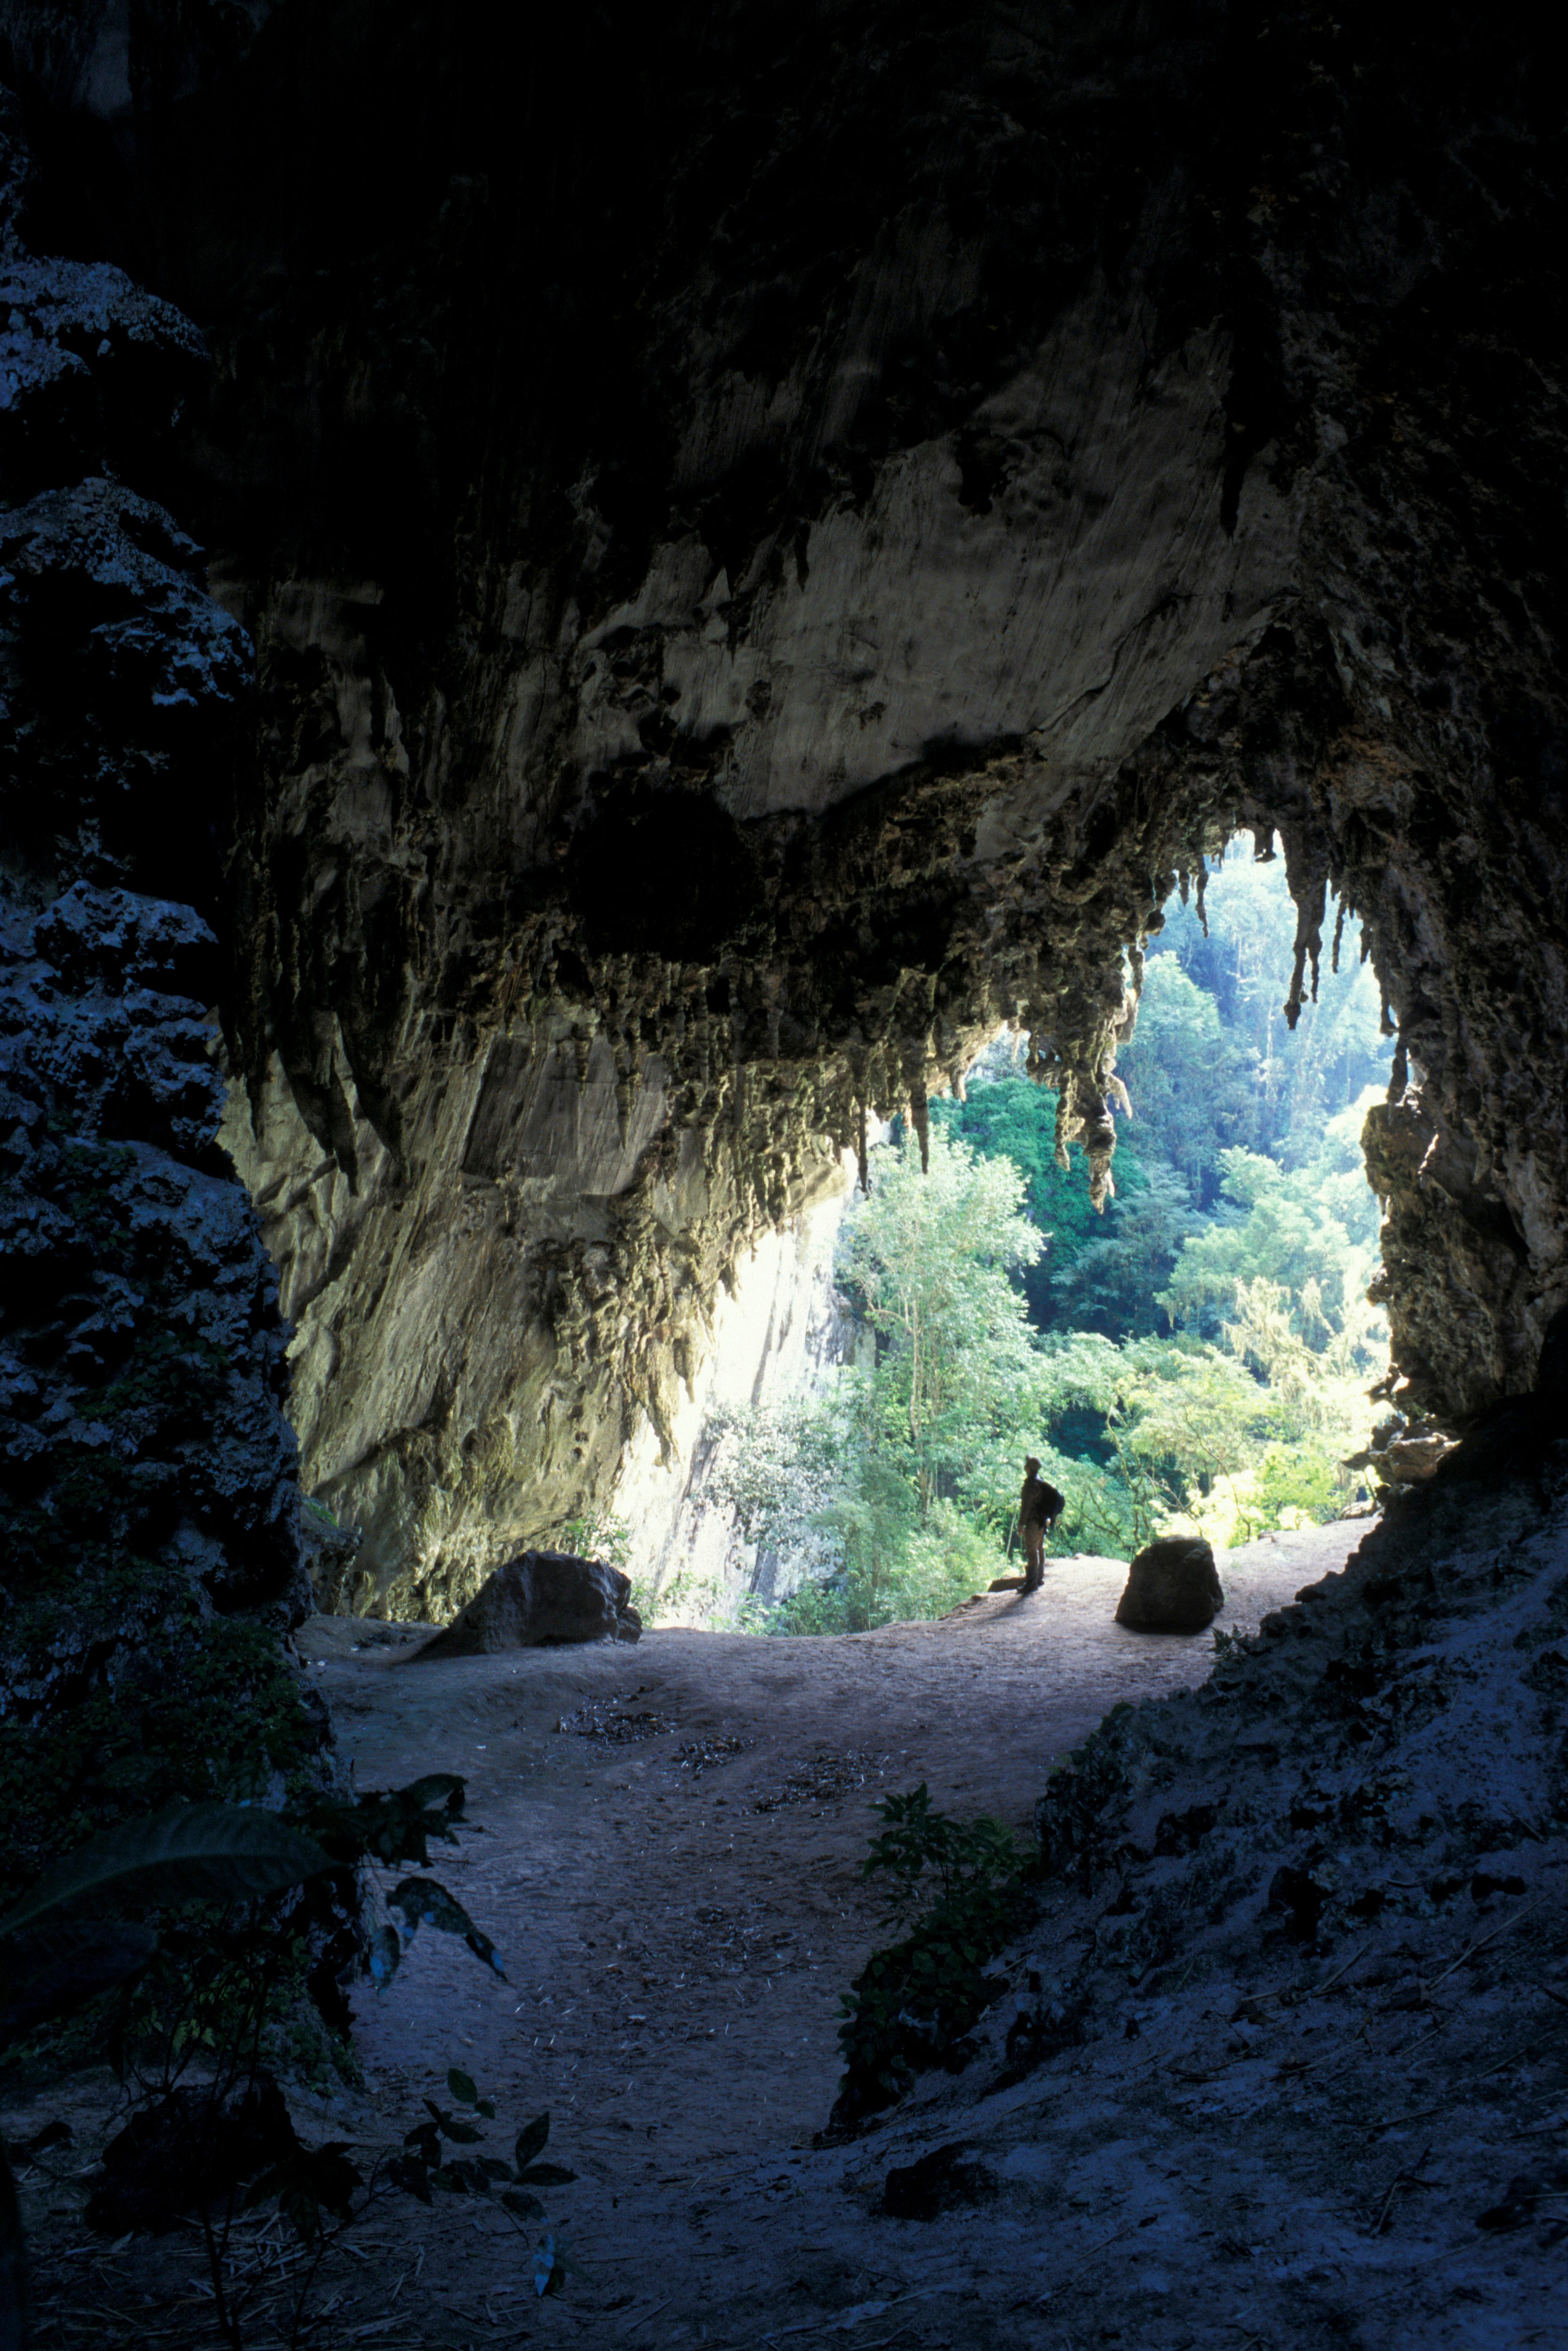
left=8, top=1525, right=1366, bottom=2349
left=310, top=1531, right=1355, bottom=2177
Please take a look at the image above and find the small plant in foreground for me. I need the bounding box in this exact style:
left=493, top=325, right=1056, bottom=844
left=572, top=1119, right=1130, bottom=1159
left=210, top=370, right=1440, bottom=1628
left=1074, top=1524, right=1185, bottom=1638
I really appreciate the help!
left=0, top=1803, right=333, bottom=2351
left=240, top=2076, right=579, bottom=2341
left=0, top=1783, right=532, bottom=2350
left=832, top=1785, right=1029, bottom=2128
left=860, top=1784, right=1020, bottom=1917
left=389, top=2072, right=577, bottom=2217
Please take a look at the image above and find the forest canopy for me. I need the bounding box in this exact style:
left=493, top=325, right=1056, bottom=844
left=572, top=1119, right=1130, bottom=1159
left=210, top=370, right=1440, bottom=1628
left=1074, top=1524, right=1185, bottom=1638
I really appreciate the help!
left=693, top=843, right=1395, bottom=1633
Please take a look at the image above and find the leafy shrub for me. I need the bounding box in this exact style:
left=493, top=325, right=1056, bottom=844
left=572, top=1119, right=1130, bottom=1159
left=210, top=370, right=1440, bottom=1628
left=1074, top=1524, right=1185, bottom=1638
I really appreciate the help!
left=389, top=2077, right=575, bottom=2217
left=0, top=1788, right=545, bottom=2347
left=832, top=1786, right=1029, bottom=2125
left=762, top=1499, right=1001, bottom=1634
left=859, top=1783, right=1020, bottom=1916
left=1250, top=1440, right=1347, bottom=1532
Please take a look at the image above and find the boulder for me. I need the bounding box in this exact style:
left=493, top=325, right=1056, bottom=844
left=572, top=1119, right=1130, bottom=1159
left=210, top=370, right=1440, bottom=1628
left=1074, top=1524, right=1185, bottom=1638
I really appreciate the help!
left=416, top=1551, right=641, bottom=1655
left=1114, top=1538, right=1224, bottom=1633
left=1379, top=1433, right=1459, bottom=1484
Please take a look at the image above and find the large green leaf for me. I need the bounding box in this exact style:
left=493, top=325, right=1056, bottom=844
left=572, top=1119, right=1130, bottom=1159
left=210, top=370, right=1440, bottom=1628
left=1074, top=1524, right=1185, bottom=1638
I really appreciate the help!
left=386, top=1878, right=506, bottom=1979
left=0, top=1806, right=330, bottom=1939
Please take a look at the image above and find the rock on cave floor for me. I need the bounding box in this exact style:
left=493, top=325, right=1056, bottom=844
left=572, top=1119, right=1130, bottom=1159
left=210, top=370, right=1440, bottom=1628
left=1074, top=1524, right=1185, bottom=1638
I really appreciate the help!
left=316, top=1532, right=1342, bottom=2176
left=8, top=1527, right=1356, bottom=2351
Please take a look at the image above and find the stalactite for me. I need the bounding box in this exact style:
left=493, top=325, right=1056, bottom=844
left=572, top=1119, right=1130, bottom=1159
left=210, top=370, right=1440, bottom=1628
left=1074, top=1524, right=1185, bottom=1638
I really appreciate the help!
left=909, top=1082, right=930, bottom=1174
left=1053, top=1080, right=1074, bottom=1173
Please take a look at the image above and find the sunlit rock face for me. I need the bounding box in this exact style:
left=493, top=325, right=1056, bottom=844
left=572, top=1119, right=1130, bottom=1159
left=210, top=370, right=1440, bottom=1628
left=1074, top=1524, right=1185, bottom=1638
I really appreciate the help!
left=11, top=3, right=1562, bottom=1603
left=617, top=1171, right=863, bottom=1622
left=218, top=1026, right=853, bottom=1617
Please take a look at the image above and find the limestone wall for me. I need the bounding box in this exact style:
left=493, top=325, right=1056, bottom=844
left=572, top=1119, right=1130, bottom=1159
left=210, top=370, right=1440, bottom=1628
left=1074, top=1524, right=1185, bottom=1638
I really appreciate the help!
left=9, top=4, right=1565, bottom=1604
left=616, top=1163, right=864, bottom=1620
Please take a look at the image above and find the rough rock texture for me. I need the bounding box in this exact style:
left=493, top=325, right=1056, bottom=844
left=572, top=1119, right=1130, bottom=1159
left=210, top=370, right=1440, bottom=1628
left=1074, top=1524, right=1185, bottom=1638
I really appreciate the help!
left=615, top=1171, right=864, bottom=1620
left=1114, top=1536, right=1225, bottom=1633
left=0, top=241, right=204, bottom=505
left=788, top=1426, right=1568, bottom=2341
left=215, top=1024, right=850, bottom=1617
left=415, top=1552, right=641, bottom=1657
left=0, top=885, right=304, bottom=1614
left=0, top=472, right=247, bottom=909
left=0, top=888, right=321, bottom=1902
left=0, top=16, right=1564, bottom=2332
left=0, top=95, right=317, bottom=1901
left=299, top=1500, right=368, bottom=1617
left=2, top=8, right=1564, bottom=1607
left=4, top=2, right=1560, bottom=1604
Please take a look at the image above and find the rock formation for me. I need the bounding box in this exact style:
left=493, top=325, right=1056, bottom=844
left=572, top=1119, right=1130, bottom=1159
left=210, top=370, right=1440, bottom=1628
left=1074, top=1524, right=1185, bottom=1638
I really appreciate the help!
left=617, top=1171, right=864, bottom=1619
left=0, top=90, right=317, bottom=1898
left=3, top=2, right=1558, bottom=1611
left=1, top=8, right=1567, bottom=2335
left=414, top=1550, right=641, bottom=1657
left=1114, top=1537, right=1225, bottom=1633
left=815, top=1409, right=1568, bottom=2336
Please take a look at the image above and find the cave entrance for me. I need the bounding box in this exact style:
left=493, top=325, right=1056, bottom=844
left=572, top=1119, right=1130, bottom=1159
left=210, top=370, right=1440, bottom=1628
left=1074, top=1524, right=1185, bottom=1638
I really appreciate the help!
left=654, top=836, right=1396, bottom=1632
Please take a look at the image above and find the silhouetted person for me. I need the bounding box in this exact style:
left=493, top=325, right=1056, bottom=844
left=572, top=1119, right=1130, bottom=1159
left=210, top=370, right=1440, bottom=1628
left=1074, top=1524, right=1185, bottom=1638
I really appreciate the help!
left=1019, top=1456, right=1064, bottom=1592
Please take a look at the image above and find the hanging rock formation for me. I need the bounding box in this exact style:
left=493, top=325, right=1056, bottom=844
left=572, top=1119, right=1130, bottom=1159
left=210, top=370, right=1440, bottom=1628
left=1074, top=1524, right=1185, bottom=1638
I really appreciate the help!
left=3, top=14, right=1568, bottom=2333
left=0, top=4, right=1563, bottom=1616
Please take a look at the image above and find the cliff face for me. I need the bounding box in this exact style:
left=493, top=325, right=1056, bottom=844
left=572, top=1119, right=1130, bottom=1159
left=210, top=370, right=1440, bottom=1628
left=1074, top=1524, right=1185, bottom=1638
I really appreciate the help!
left=217, top=1019, right=857, bottom=1616
left=0, top=93, right=317, bottom=1893
left=617, top=1168, right=862, bottom=1623
left=4, top=3, right=1564, bottom=1609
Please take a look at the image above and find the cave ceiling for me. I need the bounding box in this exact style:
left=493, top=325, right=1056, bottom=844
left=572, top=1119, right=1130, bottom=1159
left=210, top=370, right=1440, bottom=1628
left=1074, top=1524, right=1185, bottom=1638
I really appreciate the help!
left=3, top=1, right=1564, bottom=1613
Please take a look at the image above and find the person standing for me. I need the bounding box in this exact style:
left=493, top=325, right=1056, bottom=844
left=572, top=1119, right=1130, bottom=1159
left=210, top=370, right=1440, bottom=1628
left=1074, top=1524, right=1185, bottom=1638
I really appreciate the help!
left=1018, top=1456, right=1064, bottom=1592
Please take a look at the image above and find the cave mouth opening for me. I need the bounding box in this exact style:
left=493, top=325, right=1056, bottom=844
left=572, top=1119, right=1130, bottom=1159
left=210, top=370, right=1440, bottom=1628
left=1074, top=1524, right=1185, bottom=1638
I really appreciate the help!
left=642, top=833, right=1401, bottom=1637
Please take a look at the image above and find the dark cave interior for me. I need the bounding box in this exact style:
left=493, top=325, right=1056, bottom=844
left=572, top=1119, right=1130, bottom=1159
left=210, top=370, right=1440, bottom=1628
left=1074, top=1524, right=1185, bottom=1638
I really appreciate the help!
left=2, top=5, right=1567, bottom=2345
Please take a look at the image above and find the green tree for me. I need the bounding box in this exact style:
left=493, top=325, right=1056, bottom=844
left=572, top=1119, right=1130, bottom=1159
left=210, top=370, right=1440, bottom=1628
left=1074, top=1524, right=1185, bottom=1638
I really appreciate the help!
left=931, top=1069, right=1104, bottom=1327
left=837, top=1125, right=1042, bottom=1519
left=1115, top=954, right=1263, bottom=1203
left=932, top=1070, right=1192, bottom=1335
left=727, top=1128, right=1062, bottom=1631
left=703, top=843, right=1395, bottom=1610
left=1111, top=1339, right=1276, bottom=1549
left=1156, top=1144, right=1383, bottom=1370
left=704, top=1396, right=846, bottom=1585
left=1047, top=1161, right=1203, bottom=1336
left=1146, top=844, right=1393, bottom=1158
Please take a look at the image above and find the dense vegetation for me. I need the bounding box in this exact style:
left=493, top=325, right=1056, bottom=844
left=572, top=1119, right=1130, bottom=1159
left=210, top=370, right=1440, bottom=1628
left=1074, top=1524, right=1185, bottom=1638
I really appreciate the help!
left=700, top=846, right=1395, bottom=1632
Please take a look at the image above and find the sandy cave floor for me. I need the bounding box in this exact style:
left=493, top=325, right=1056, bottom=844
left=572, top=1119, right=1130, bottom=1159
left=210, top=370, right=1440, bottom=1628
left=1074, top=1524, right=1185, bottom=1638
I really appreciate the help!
left=9, top=1526, right=1373, bottom=2349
